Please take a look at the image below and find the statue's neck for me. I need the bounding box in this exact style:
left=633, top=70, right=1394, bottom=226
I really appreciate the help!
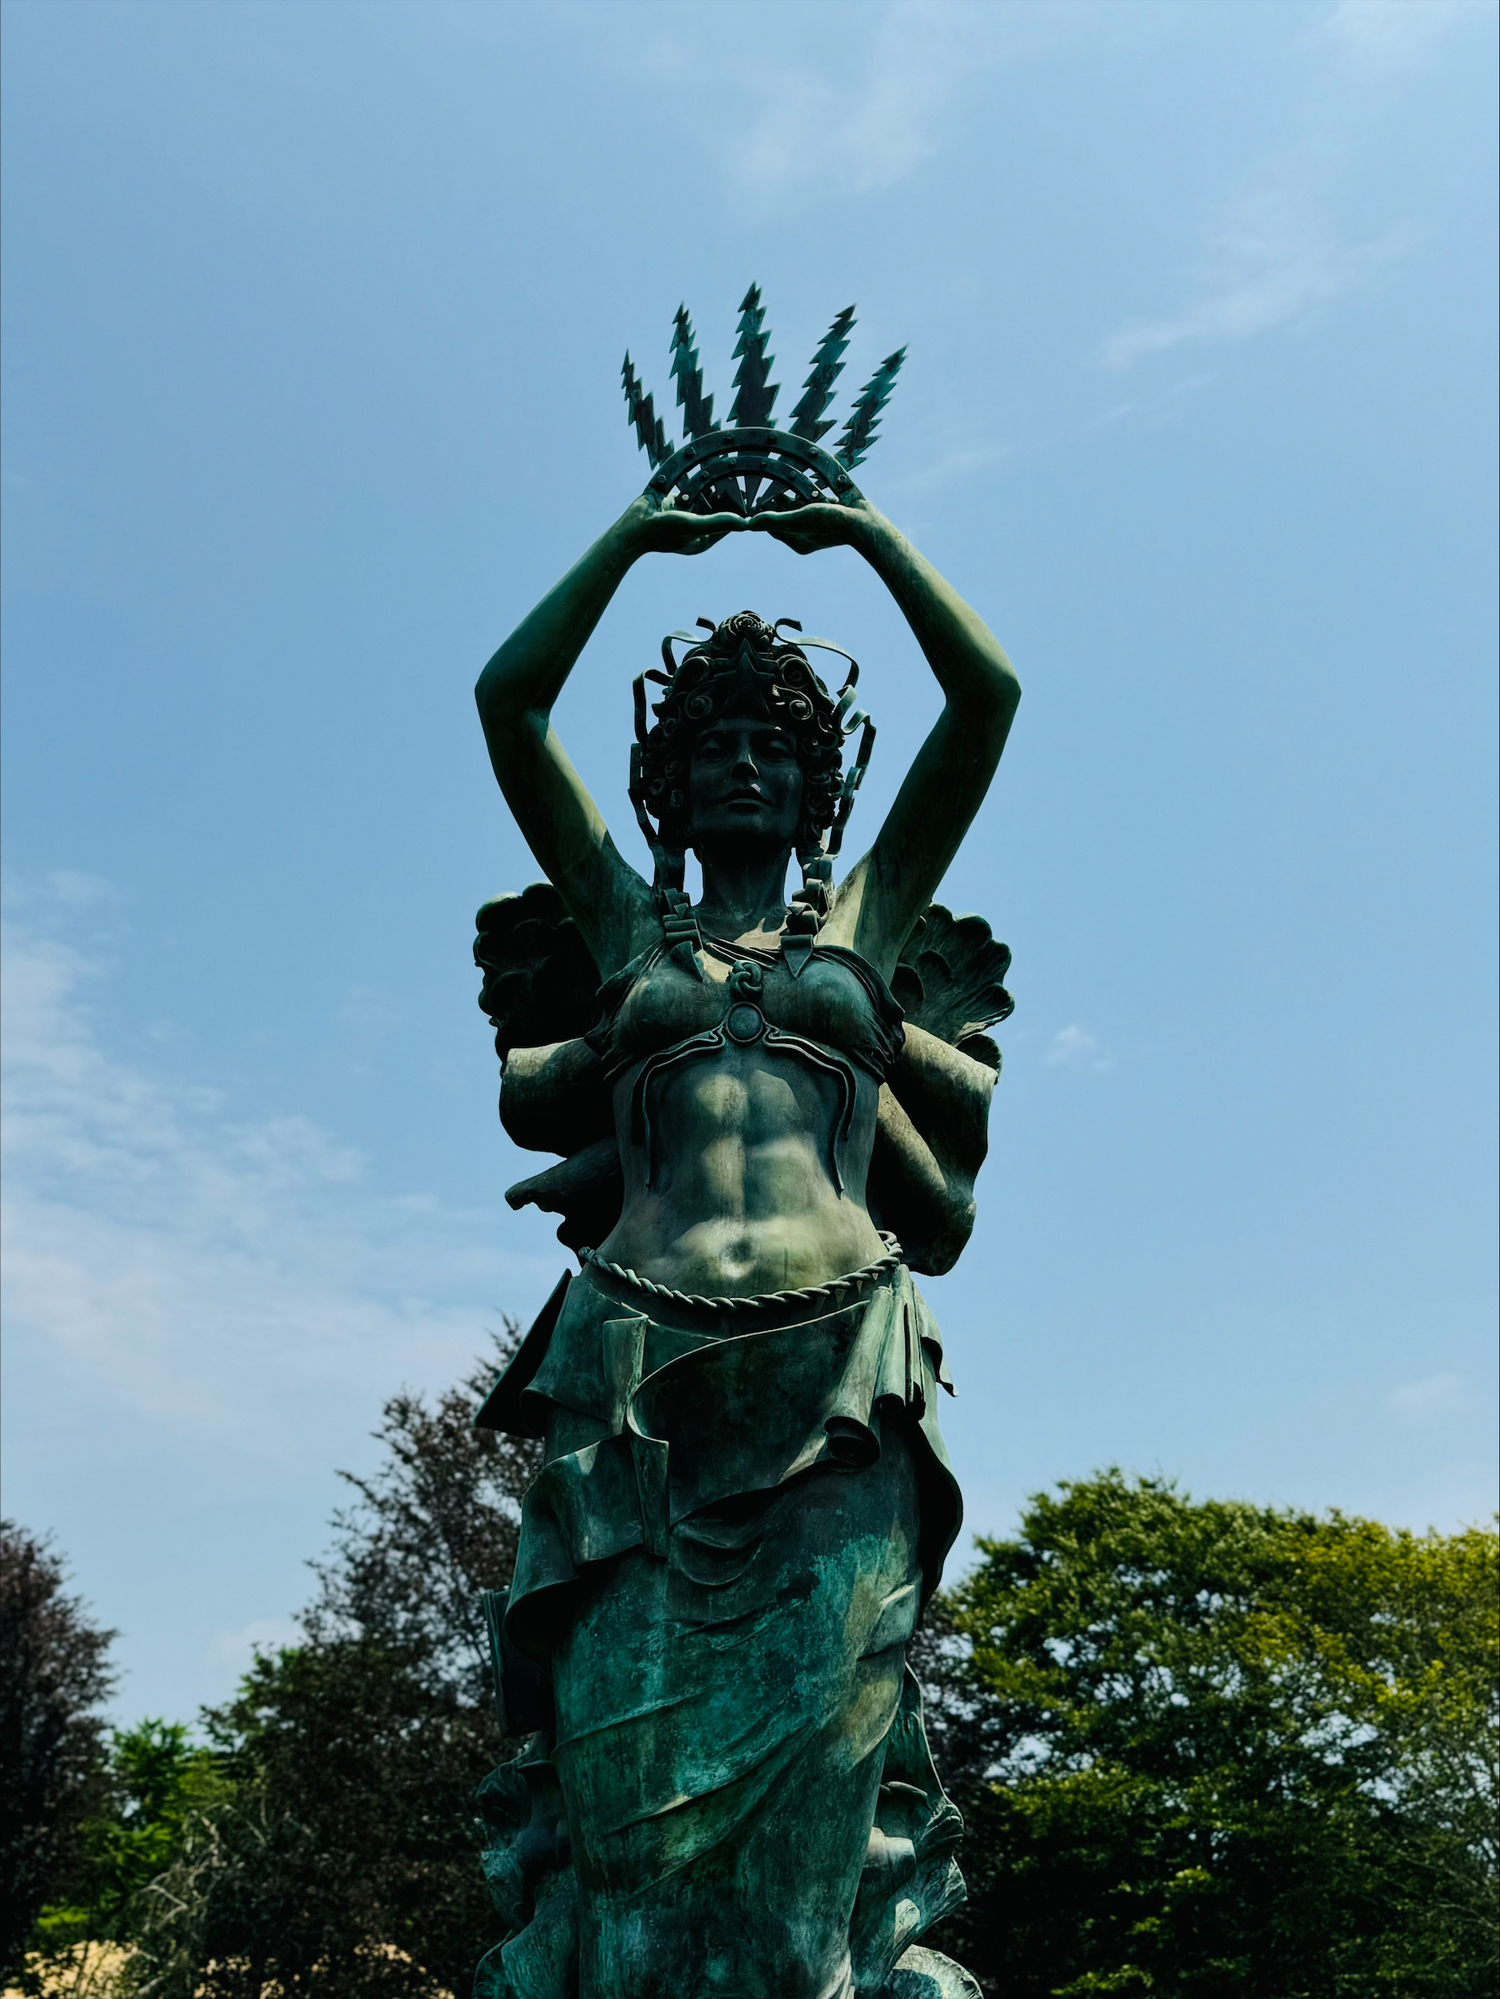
left=692, top=845, right=791, bottom=942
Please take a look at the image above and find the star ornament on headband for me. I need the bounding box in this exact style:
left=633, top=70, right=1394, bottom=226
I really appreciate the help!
left=621, top=286, right=906, bottom=517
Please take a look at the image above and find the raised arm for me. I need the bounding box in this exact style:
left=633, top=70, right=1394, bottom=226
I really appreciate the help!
left=476, top=495, right=742, bottom=974
left=754, top=499, right=1020, bottom=978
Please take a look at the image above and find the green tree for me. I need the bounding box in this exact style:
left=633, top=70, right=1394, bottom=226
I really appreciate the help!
left=0, top=1521, right=116, bottom=1981
left=30, top=1721, right=220, bottom=1963
left=916, top=1472, right=1498, bottom=1999
left=128, top=1335, right=541, bottom=1999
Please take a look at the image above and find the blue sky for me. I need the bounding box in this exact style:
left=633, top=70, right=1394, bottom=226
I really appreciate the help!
left=3, top=0, right=1495, bottom=1724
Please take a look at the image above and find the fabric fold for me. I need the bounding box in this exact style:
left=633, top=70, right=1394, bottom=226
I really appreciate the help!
left=476, top=1254, right=969, bottom=1996
left=496, top=1261, right=961, bottom=1667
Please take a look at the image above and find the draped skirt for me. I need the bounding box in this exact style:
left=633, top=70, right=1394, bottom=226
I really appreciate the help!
left=473, top=1252, right=971, bottom=1999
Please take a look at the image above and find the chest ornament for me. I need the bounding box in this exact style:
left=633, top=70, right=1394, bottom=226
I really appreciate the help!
left=623, top=955, right=863, bottom=1196
left=724, top=960, right=768, bottom=1045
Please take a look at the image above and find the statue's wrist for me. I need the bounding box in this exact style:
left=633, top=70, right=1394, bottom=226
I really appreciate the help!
left=607, top=498, right=654, bottom=565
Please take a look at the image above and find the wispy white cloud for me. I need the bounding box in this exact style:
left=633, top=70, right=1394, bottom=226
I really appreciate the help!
left=1386, top=1371, right=1468, bottom=1424
left=1323, top=0, right=1483, bottom=75
left=656, top=0, right=1484, bottom=221
left=883, top=439, right=1009, bottom=502
left=1104, top=184, right=1411, bottom=371
left=639, top=0, right=1050, bottom=210
left=730, top=4, right=976, bottom=202
left=1098, top=0, right=1481, bottom=376
left=335, top=984, right=403, bottom=1033
left=1043, top=1025, right=1112, bottom=1072
left=0, top=884, right=548, bottom=1450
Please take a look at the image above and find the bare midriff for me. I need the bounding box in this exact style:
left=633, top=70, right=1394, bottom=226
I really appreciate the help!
left=598, top=1042, right=887, bottom=1298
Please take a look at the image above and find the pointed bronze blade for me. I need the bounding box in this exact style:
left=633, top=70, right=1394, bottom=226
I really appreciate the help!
left=622, top=353, right=669, bottom=467
left=670, top=307, right=715, bottom=440
left=835, top=346, right=906, bottom=470
left=789, top=305, right=855, bottom=443
left=728, top=283, right=779, bottom=429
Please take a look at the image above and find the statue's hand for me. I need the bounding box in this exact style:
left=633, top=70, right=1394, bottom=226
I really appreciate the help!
left=747, top=493, right=878, bottom=556
left=621, top=492, right=747, bottom=558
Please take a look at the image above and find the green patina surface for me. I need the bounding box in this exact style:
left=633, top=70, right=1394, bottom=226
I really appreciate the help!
left=463, top=297, right=1017, bottom=1997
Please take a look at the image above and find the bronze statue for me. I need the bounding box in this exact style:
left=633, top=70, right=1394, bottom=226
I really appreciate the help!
left=469, top=291, right=1019, bottom=1999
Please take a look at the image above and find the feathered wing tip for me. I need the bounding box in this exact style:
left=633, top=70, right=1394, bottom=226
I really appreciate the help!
left=894, top=904, right=1014, bottom=1054
left=622, top=353, right=669, bottom=467
left=670, top=307, right=715, bottom=440
left=728, top=282, right=780, bottom=429
left=474, top=883, right=602, bottom=1060
left=835, top=346, right=907, bottom=470
left=789, top=305, right=856, bottom=444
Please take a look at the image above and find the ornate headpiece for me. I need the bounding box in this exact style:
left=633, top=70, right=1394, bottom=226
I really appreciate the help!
left=622, top=285, right=906, bottom=514
left=620, top=289, right=900, bottom=970
left=630, top=612, right=871, bottom=857
left=627, top=612, right=875, bottom=970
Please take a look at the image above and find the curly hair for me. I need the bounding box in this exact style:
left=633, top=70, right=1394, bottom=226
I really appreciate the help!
left=633, top=611, right=847, bottom=861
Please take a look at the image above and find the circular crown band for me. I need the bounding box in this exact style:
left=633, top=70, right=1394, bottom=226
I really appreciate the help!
left=647, top=427, right=862, bottom=517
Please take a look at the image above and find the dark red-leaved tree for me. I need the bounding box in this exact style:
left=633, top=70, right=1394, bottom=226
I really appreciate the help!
left=0, top=1520, right=116, bottom=1979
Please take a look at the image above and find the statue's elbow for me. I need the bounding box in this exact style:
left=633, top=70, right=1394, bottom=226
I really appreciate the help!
left=475, top=662, right=519, bottom=731
left=982, top=656, right=1020, bottom=732
left=993, top=644, right=1021, bottom=709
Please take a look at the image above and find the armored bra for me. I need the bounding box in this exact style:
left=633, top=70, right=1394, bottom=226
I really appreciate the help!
left=476, top=883, right=1014, bottom=1276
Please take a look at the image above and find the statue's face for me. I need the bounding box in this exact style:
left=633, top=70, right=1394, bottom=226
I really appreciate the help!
left=688, top=712, right=804, bottom=852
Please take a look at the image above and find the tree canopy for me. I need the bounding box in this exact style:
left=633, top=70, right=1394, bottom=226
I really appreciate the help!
left=123, top=1337, right=541, bottom=1999
left=1, top=1520, right=117, bottom=1981
left=8, top=1384, right=1494, bottom=1999
left=919, top=1470, right=1498, bottom=1997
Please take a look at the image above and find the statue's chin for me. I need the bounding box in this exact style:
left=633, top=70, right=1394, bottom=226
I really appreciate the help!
left=691, top=826, right=796, bottom=863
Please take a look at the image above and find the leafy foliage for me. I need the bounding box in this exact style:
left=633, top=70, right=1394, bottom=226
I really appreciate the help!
left=917, top=1471, right=1499, bottom=1998
left=302, top=1334, right=538, bottom=1707
left=1, top=1520, right=117, bottom=1980
left=125, top=1332, right=542, bottom=1999
left=14, top=1384, right=1493, bottom=1999
left=126, top=1641, right=494, bottom=1998
left=30, top=1721, right=220, bottom=1964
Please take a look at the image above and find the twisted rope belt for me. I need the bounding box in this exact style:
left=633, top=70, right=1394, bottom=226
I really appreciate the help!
left=580, top=1233, right=903, bottom=1317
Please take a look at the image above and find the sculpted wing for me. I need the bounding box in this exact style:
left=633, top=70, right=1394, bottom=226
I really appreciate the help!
left=893, top=903, right=1014, bottom=1059
left=870, top=905, right=1014, bottom=1275
left=475, top=886, right=620, bottom=1253
left=475, top=883, right=603, bottom=1057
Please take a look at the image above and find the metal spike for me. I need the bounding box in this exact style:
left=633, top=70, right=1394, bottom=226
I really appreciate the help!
left=835, top=346, right=907, bottom=470
left=622, top=352, right=670, bottom=467
left=670, top=307, right=715, bottom=440
left=728, top=283, right=779, bottom=429
left=789, top=306, right=855, bottom=444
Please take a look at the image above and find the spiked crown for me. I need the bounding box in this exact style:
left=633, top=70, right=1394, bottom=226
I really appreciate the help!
left=622, top=286, right=906, bottom=515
